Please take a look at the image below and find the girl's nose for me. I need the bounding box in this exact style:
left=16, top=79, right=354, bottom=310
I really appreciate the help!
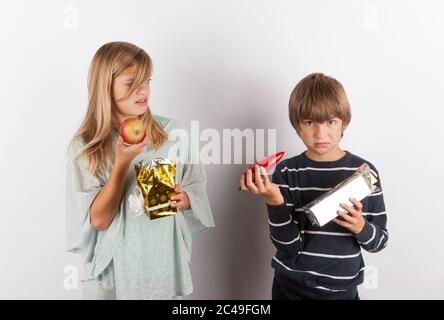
left=136, top=82, right=149, bottom=95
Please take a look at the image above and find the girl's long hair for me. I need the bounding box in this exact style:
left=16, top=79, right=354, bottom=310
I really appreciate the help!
left=69, top=41, right=168, bottom=178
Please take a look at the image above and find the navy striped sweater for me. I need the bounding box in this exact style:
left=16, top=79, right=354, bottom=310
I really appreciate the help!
left=267, top=150, right=388, bottom=297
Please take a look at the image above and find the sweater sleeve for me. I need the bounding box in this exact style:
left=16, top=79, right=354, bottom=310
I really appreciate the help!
left=267, top=164, right=303, bottom=257
left=354, top=166, right=389, bottom=253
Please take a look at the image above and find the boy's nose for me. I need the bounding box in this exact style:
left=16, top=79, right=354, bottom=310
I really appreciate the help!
left=314, top=123, right=327, bottom=137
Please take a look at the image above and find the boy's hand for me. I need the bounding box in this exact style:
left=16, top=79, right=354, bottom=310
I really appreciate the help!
left=333, top=198, right=365, bottom=234
left=170, top=185, right=191, bottom=210
left=240, top=165, right=284, bottom=206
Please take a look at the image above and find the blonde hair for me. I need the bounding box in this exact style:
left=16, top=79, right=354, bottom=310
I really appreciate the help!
left=69, top=41, right=168, bottom=178
left=289, top=73, right=351, bottom=132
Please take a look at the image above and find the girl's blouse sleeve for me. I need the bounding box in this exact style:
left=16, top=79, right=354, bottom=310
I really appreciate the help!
left=65, top=139, right=102, bottom=255
left=180, top=133, right=215, bottom=236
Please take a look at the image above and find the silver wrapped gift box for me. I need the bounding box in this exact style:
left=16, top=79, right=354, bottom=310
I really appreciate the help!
left=303, top=163, right=380, bottom=227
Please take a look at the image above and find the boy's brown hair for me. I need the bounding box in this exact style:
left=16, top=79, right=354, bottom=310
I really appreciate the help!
left=289, top=73, right=351, bottom=132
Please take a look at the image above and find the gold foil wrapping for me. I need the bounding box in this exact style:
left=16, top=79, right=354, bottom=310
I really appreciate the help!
left=134, top=158, right=177, bottom=220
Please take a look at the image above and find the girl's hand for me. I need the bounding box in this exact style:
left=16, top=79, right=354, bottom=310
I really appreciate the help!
left=170, top=185, right=191, bottom=210
left=240, top=165, right=284, bottom=206
left=333, top=198, right=366, bottom=234
left=114, top=134, right=149, bottom=168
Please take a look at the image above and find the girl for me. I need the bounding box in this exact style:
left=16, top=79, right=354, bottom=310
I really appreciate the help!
left=65, top=41, right=214, bottom=299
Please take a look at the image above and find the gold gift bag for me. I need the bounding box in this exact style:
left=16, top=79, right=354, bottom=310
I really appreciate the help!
left=134, top=158, right=177, bottom=220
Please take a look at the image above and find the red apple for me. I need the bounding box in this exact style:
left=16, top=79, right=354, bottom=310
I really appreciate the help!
left=119, top=118, right=146, bottom=145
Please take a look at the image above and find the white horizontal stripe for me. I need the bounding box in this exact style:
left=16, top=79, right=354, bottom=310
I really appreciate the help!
left=293, top=220, right=299, bottom=225
left=368, top=191, right=383, bottom=197
left=369, top=234, right=385, bottom=252
left=285, top=203, right=305, bottom=211
left=362, top=211, right=386, bottom=216
left=294, top=208, right=305, bottom=212
left=270, top=234, right=301, bottom=245
left=280, top=166, right=378, bottom=178
left=268, top=218, right=292, bottom=227
left=314, top=286, right=348, bottom=292
left=298, top=251, right=361, bottom=259
left=277, top=184, right=331, bottom=191
left=273, top=256, right=366, bottom=280
left=360, top=223, right=376, bottom=245
left=282, top=166, right=358, bottom=173
left=301, top=230, right=353, bottom=237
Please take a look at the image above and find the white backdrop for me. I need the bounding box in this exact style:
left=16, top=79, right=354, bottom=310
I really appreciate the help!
left=1, top=0, right=444, bottom=299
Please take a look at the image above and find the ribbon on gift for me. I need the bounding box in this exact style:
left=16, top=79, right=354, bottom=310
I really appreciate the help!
left=128, top=186, right=145, bottom=218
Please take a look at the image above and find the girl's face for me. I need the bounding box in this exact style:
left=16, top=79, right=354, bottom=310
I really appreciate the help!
left=112, top=66, right=150, bottom=123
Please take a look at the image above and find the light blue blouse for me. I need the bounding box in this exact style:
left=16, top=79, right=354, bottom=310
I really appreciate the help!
left=65, top=115, right=215, bottom=299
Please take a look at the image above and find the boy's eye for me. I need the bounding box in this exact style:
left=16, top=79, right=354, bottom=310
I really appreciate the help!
left=329, top=119, right=337, bottom=125
left=303, top=120, right=314, bottom=126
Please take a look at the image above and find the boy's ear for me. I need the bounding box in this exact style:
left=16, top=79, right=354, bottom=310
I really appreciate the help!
left=295, top=127, right=301, bottom=137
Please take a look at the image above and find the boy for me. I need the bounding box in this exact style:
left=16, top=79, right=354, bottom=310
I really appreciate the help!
left=240, top=73, right=388, bottom=300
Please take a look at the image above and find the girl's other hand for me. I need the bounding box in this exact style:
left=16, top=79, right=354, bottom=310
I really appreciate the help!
left=170, top=185, right=191, bottom=210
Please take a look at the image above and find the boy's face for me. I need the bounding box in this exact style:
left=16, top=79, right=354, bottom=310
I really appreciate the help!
left=112, top=66, right=150, bottom=123
left=297, top=116, right=345, bottom=159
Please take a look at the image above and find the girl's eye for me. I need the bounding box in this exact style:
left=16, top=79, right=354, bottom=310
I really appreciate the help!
left=126, top=82, right=133, bottom=87
left=329, top=119, right=337, bottom=125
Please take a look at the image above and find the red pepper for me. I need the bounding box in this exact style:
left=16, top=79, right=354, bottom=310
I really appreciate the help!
left=244, top=151, right=285, bottom=183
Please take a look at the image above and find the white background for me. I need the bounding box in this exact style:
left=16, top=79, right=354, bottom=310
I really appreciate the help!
left=1, top=0, right=444, bottom=299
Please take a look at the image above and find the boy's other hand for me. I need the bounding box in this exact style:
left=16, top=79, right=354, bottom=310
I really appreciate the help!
left=333, top=198, right=365, bottom=234
left=240, top=165, right=284, bottom=206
